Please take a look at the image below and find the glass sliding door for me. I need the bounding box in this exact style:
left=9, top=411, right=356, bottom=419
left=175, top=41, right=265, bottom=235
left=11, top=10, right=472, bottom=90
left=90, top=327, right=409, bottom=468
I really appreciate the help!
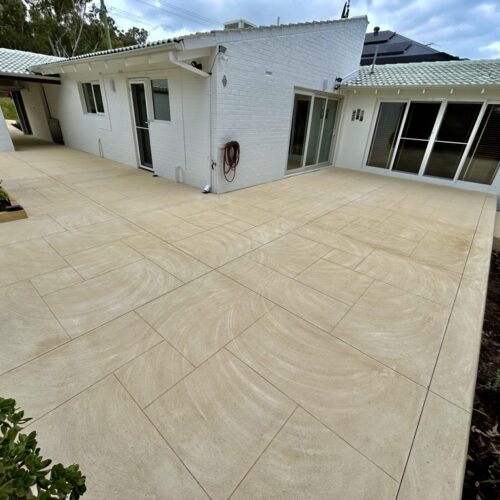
left=392, top=102, right=441, bottom=174
left=424, top=103, right=482, bottom=179
left=306, top=97, right=327, bottom=166
left=287, top=94, right=339, bottom=172
left=367, top=102, right=406, bottom=168
left=287, top=95, right=312, bottom=171
left=459, top=104, right=500, bottom=185
left=318, top=100, right=338, bottom=163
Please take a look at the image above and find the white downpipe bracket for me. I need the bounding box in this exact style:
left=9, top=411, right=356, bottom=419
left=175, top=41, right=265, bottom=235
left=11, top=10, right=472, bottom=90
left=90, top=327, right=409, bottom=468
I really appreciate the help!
left=167, top=52, right=210, bottom=78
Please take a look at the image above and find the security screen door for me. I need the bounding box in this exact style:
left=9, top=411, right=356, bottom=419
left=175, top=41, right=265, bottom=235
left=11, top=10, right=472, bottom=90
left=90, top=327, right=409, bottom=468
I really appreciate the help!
left=287, top=94, right=338, bottom=172
left=130, top=81, right=153, bottom=170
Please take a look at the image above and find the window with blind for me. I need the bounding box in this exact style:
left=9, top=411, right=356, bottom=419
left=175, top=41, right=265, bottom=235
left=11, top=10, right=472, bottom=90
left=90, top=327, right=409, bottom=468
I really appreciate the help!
left=459, top=104, right=500, bottom=185
left=366, top=102, right=407, bottom=168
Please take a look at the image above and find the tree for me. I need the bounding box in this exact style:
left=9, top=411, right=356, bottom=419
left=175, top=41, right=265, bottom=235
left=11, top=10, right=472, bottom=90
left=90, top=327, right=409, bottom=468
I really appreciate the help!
left=0, top=0, right=149, bottom=57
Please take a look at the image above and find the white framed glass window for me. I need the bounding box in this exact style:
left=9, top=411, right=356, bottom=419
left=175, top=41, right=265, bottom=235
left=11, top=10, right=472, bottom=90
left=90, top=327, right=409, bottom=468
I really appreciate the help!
left=80, top=82, right=105, bottom=114
left=151, top=79, right=171, bottom=121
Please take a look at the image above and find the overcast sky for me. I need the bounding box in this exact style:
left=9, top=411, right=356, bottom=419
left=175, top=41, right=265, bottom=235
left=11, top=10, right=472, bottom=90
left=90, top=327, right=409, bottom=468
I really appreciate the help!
left=107, top=0, right=500, bottom=60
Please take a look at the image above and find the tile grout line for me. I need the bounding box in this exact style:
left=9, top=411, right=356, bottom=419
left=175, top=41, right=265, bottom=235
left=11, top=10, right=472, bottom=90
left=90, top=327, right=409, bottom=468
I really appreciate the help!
left=227, top=406, right=299, bottom=499
left=112, top=374, right=213, bottom=500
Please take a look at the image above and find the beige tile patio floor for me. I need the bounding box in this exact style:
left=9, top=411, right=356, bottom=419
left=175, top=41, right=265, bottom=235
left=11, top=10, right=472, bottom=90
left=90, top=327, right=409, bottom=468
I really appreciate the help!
left=0, top=132, right=496, bottom=499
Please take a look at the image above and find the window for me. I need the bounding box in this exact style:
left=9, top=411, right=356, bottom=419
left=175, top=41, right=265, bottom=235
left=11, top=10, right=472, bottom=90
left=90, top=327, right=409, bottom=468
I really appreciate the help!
left=151, top=79, right=171, bottom=121
left=367, top=102, right=406, bottom=169
left=81, top=82, right=104, bottom=114
left=459, top=104, right=500, bottom=185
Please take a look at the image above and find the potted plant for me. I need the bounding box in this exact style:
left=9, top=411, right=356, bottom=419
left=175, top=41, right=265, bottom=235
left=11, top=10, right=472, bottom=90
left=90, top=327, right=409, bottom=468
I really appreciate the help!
left=0, top=397, right=86, bottom=499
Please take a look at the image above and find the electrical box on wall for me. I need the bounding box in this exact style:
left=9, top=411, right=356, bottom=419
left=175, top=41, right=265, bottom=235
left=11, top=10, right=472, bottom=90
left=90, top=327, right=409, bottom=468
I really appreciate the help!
left=351, top=108, right=364, bottom=121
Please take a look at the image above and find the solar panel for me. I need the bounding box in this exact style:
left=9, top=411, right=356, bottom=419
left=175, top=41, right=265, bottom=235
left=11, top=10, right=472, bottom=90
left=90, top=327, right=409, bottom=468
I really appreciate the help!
left=362, top=41, right=411, bottom=57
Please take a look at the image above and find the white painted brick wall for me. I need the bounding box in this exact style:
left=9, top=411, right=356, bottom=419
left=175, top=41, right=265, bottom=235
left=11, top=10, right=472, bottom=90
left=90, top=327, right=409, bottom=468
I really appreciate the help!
left=0, top=107, right=14, bottom=152
left=209, top=17, right=368, bottom=192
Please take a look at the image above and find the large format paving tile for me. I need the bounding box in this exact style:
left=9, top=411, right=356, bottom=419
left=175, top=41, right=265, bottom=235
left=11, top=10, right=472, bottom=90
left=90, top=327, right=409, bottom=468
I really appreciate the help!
left=0, top=313, right=161, bottom=420
left=123, top=234, right=210, bottom=282
left=227, top=307, right=426, bottom=479
left=115, top=341, right=193, bottom=408
left=0, top=215, right=64, bottom=246
left=182, top=209, right=235, bottom=230
left=0, top=238, right=67, bottom=286
left=174, top=226, right=260, bottom=268
left=32, top=376, right=208, bottom=500
left=431, top=278, right=485, bottom=410
left=324, top=247, right=364, bottom=269
left=248, top=233, right=330, bottom=277
left=333, top=281, right=449, bottom=385
left=45, top=218, right=144, bottom=256
left=65, top=241, right=142, bottom=279
left=220, top=256, right=349, bottom=332
left=356, top=249, right=461, bottom=307
left=138, top=271, right=272, bottom=366
left=146, top=349, right=295, bottom=500
left=412, top=230, right=471, bottom=273
left=242, top=216, right=303, bottom=244
left=339, top=223, right=417, bottom=256
left=232, top=408, right=398, bottom=500
left=294, top=223, right=373, bottom=258
left=398, top=392, right=471, bottom=500
left=216, top=201, right=276, bottom=225
left=50, top=204, right=116, bottom=229
left=0, top=281, right=68, bottom=375
left=45, top=260, right=181, bottom=337
left=30, top=266, right=83, bottom=295
left=297, top=258, right=373, bottom=305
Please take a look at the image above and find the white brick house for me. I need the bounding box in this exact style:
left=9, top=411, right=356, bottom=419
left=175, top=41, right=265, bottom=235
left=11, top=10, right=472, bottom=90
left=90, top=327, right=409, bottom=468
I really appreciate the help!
left=22, top=16, right=367, bottom=194
left=1, top=17, right=500, bottom=200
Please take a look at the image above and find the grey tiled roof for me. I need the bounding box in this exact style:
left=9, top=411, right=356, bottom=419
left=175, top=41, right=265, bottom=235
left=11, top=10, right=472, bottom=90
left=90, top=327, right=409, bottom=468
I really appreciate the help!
left=345, top=59, right=500, bottom=87
left=0, top=48, right=63, bottom=75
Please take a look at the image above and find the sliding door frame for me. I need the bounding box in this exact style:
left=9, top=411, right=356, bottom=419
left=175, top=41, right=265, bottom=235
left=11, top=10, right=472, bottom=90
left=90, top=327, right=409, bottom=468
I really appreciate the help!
left=285, top=89, right=342, bottom=175
left=363, top=96, right=500, bottom=192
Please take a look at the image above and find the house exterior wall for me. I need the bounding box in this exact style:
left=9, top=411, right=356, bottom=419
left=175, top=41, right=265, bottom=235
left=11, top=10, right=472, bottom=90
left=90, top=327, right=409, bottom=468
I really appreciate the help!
left=47, top=62, right=211, bottom=188
left=208, top=17, right=368, bottom=193
left=0, top=107, right=14, bottom=152
left=334, top=86, right=500, bottom=198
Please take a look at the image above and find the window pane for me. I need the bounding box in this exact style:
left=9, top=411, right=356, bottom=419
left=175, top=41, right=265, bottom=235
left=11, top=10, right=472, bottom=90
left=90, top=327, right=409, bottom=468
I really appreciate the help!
left=392, top=139, right=428, bottom=174
left=82, top=83, right=96, bottom=113
left=287, top=94, right=311, bottom=170
left=424, top=142, right=466, bottom=179
left=306, top=97, right=326, bottom=165
left=131, top=83, right=148, bottom=127
left=437, top=103, right=481, bottom=142
left=151, top=79, right=171, bottom=121
left=402, top=102, right=440, bottom=139
left=318, top=100, right=338, bottom=163
left=137, top=128, right=153, bottom=167
left=92, top=84, right=104, bottom=113
left=460, top=104, right=500, bottom=185
left=367, top=102, right=406, bottom=168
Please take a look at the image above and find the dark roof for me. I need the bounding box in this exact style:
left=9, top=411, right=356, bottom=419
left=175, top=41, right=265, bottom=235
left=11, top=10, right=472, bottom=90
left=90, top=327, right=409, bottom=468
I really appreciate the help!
left=361, top=30, right=459, bottom=66
left=345, top=59, right=500, bottom=87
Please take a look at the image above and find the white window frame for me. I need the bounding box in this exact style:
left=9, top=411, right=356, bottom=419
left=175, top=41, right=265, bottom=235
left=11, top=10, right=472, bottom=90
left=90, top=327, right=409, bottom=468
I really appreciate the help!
left=363, top=96, right=500, bottom=192
left=79, top=81, right=106, bottom=115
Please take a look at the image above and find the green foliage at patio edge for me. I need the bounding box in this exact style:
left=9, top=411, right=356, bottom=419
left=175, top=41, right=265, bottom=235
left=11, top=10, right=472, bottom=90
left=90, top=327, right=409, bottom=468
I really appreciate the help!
left=0, top=397, right=86, bottom=500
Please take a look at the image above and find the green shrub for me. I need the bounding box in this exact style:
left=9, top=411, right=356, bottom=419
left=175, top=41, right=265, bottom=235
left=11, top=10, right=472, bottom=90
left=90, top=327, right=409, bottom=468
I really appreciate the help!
left=0, top=98, right=17, bottom=121
left=0, top=398, right=86, bottom=500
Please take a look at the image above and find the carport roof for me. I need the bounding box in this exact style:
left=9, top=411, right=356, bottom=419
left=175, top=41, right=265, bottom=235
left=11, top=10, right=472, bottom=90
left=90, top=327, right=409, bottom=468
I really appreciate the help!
left=0, top=48, right=63, bottom=78
left=345, top=59, right=500, bottom=87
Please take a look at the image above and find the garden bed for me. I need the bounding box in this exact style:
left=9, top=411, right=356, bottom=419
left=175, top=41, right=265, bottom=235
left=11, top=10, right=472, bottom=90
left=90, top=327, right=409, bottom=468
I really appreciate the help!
left=463, top=250, right=500, bottom=499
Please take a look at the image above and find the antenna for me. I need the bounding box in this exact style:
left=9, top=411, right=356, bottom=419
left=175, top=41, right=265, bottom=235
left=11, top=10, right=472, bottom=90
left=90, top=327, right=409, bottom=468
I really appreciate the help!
left=277, top=16, right=280, bottom=26
left=341, top=0, right=350, bottom=19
